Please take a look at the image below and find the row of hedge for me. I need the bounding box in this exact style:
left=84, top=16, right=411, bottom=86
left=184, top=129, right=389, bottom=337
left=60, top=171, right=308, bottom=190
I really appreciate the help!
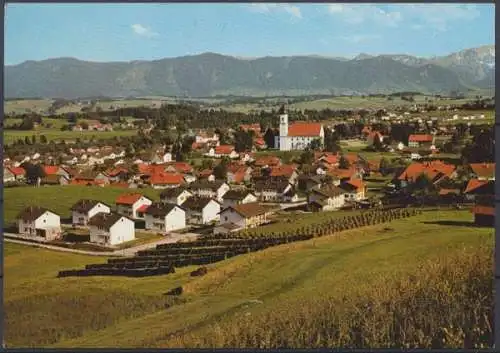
left=58, top=265, right=175, bottom=278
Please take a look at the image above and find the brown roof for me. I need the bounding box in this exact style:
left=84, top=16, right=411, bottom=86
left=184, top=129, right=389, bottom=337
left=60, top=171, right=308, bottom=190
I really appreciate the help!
left=88, top=212, right=128, bottom=230
left=222, top=202, right=273, bottom=218
left=311, top=184, right=344, bottom=198
left=223, top=189, right=255, bottom=201
left=70, top=199, right=110, bottom=213
left=189, top=180, right=226, bottom=192
left=145, top=202, right=181, bottom=217
left=17, top=206, right=55, bottom=222
left=160, top=188, right=191, bottom=199
left=182, top=197, right=218, bottom=212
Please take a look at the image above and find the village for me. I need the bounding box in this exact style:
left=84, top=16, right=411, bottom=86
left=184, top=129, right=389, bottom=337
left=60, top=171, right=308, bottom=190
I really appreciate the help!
left=4, top=100, right=495, bottom=254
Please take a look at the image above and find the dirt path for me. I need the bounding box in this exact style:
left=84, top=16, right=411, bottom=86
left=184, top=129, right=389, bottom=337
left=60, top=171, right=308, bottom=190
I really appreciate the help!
left=4, top=232, right=199, bottom=257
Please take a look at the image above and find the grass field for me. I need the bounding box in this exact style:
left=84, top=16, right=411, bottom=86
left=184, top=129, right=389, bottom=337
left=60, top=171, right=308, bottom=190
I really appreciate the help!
left=4, top=209, right=493, bottom=348
left=4, top=186, right=161, bottom=225
left=4, top=130, right=137, bottom=145
left=4, top=99, right=54, bottom=114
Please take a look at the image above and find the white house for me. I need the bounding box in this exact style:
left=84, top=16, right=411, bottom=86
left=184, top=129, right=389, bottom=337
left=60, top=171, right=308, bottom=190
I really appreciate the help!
left=88, top=212, right=135, bottom=246
left=182, top=197, right=221, bottom=225
left=70, top=199, right=111, bottom=226
left=276, top=108, right=325, bottom=151
left=222, top=190, right=258, bottom=209
left=308, top=185, right=346, bottom=211
left=16, top=206, right=61, bottom=241
left=189, top=181, right=230, bottom=202
left=206, top=145, right=240, bottom=159
left=254, top=180, right=293, bottom=202
left=340, top=179, right=366, bottom=202
left=160, top=188, right=193, bottom=206
left=216, top=203, right=274, bottom=234
left=145, top=203, right=186, bottom=233
left=115, top=193, right=153, bottom=219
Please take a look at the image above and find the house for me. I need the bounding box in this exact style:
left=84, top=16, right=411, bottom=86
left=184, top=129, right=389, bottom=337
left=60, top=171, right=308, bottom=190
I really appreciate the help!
left=4, top=166, right=26, bottom=183
left=16, top=206, right=61, bottom=240
left=268, top=165, right=299, bottom=185
left=469, top=163, right=495, bottom=181
left=340, top=179, right=366, bottom=201
left=471, top=195, right=494, bottom=227
left=398, top=161, right=456, bottom=188
left=222, top=189, right=258, bottom=209
left=115, top=193, right=153, bottom=219
left=149, top=172, right=185, bottom=189
left=88, top=212, right=135, bottom=246
left=464, top=179, right=494, bottom=201
left=189, top=180, right=230, bottom=202
left=308, top=184, right=346, bottom=211
left=160, top=188, right=193, bottom=205
left=144, top=203, right=186, bottom=233
left=254, top=179, right=293, bottom=202
left=276, top=107, right=325, bottom=151
left=227, top=165, right=252, bottom=184
left=216, top=203, right=275, bottom=233
left=408, top=134, right=434, bottom=148
left=182, top=197, right=221, bottom=225
left=105, top=167, right=129, bottom=183
left=212, top=145, right=239, bottom=159
left=70, top=199, right=111, bottom=226
left=254, top=156, right=281, bottom=168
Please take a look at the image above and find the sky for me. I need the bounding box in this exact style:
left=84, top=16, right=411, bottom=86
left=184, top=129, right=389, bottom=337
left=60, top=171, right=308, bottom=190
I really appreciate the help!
left=5, top=3, right=495, bottom=65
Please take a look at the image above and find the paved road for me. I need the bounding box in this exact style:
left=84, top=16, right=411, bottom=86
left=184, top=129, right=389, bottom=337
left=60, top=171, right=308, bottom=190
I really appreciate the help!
left=4, top=232, right=199, bottom=257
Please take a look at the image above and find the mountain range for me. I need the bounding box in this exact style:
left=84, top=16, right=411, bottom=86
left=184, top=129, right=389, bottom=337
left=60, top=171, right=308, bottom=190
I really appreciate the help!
left=5, top=45, right=495, bottom=99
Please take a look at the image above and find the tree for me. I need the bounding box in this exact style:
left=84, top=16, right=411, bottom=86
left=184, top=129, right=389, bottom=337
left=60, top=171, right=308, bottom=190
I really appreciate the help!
left=40, top=135, right=48, bottom=144
left=309, top=138, right=322, bottom=151
left=213, top=158, right=229, bottom=180
left=299, top=150, right=314, bottom=165
left=31, top=135, right=37, bottom=145
left=22, top=163, right=46, bottom=185
left=201, top=159, right=214, bottom=170
left=338, top=155, right=351, bottom=169
left=24, top=136, right=31, bottom=145
left=324, top=128, right=341, bottom=153
left=80, top=121, right=89, bottom=130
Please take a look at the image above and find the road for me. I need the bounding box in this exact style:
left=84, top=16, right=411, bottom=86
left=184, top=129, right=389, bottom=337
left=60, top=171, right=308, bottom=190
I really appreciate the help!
left=4, top=232, right=199, bottom=257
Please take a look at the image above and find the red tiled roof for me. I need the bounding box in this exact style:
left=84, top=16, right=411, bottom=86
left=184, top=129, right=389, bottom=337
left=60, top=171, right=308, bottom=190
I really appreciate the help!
left=215, top=145, right=235, bottom=155
left=287, top=122, right=322, bottom=137
left=320, top=155, right=339, bottom=165
left=198, top=169, right=214, bottom=178
left=192, top=142, right=204, bottom=150
left=398, top=161, right=455, bottom=182
left=150, top=172, right=185, bottom=185
left=255, top=156, right=281, bottom=167
left=254, top=138, right=266, bottom=146
left=43, top=166, right=59, bottom=175
left=470, top=163, right=495, bottom=179
left=166, top=162, right=193, bottom=174
left=409, top=134, right=433, bottom=142
left=464, top=179, right=490, bottom=194
left=106, top=167, right=128, bottom=177
left=270, top=165, right=297, bottom=177
left=472, top=205, right=495, bottom=216
left=116, top=193, right=144, bottom=205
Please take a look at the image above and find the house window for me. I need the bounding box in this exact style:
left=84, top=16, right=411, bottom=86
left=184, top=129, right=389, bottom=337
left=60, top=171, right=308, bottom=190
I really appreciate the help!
left=224, top=216, right=228, bottom=221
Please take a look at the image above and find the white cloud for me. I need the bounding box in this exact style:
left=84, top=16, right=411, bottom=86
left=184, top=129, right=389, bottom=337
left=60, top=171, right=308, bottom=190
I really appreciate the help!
left=327, top=4, right=402, bottom=27
left=402, top=4, right=480, bottom=31
left=326, top=4, right=480, bottom=31
left=131, top=24, right=159, bottom=38
left=247, top=3, right=302, bottom=19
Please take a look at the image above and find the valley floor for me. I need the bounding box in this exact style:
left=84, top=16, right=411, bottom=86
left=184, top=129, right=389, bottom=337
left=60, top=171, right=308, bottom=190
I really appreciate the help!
left=5, top=209, right=493, bottom=348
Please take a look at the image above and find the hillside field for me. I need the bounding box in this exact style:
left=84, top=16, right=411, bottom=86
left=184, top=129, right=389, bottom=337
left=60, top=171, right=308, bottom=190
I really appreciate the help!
left=4, top=130, right=137, bottom=145
left=3, top=186, right=161, bottom=225
left=4, top=209, right=493, bottom=348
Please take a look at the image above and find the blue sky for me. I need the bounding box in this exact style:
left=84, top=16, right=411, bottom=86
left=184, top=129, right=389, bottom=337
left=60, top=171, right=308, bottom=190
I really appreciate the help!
left=5, top=3, right=495, bottom=65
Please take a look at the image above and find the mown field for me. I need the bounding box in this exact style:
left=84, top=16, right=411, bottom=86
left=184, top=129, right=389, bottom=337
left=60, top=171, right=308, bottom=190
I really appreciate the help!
left=5, top=209, right=493, bottom=348
left=4, top=130, right=137, bottom=145
left=4, top=186, right=161, bottom=225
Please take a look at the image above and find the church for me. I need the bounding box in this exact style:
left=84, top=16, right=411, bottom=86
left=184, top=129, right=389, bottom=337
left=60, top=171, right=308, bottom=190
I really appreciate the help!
left=273, top=106, right=325, bottom=151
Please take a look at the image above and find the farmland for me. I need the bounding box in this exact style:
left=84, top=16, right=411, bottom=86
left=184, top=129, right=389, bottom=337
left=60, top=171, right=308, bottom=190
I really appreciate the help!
left=4, top=130, right=137, bottom=145
left=3, top=186, right=160, bottom=225
left=4, top=209, right=493, bottom=348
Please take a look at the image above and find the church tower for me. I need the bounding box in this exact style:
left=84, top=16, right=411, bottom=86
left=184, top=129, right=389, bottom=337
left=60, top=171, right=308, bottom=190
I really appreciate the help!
left=278, top=104, right=289, bottom=151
